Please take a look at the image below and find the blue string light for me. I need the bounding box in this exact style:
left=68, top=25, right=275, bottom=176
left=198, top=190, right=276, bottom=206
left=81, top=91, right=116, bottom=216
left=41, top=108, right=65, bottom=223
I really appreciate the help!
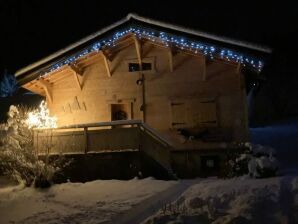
left=41, top=26, right=264, bottom=77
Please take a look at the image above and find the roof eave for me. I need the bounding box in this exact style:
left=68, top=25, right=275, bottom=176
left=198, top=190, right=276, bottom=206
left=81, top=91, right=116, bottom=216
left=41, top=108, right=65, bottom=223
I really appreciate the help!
left=15, top=13, right=272, bottom=81
left=128, top=13, right=272, bottom=54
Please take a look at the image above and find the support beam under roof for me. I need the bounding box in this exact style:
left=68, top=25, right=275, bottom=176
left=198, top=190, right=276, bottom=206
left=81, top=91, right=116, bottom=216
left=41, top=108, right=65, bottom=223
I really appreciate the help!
left=237, top=62, right=241, bottom=74
left=73, top=71, right=82, bottom=91
left=167, top=48, right=174, bottom=72
left=133, top=36, right=142, bottom=70
left=69, top=63, right=83, bottom=90
left=202, top=56, right=207, bottom=81
left=38, top=78, right=53, bottom=104
left=101, top=52, right=111, bottom=77
left=69, top=64, right=83, bottom=76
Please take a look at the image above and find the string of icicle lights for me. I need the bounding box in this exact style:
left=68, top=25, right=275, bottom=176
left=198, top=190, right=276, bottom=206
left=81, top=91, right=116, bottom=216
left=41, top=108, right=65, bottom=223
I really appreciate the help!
left=42, top=26, right=264, bottom=77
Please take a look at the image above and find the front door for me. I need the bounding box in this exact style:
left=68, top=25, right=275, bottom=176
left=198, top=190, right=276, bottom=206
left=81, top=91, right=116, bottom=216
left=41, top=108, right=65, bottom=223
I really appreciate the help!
left=111, top=103, right=132, bottom=121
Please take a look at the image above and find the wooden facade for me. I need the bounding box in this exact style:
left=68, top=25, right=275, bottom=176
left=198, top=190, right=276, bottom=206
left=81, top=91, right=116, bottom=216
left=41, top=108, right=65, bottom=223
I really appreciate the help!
left=22, top=36, right=249, bottom=142
left=15, top=14, right=270, bottom=176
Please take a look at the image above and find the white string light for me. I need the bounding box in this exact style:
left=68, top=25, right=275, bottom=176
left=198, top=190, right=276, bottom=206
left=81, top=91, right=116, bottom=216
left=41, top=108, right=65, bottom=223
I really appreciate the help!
left=40, top=26, right=264, bottom=77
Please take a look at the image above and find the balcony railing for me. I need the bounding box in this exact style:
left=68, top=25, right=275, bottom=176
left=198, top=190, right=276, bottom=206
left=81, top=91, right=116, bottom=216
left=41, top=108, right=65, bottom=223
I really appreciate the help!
left=33, top=120, right=173, bottom=174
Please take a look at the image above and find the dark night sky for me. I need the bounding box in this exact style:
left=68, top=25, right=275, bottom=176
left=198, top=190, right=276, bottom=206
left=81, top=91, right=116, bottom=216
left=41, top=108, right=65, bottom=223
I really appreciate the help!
left=0, top=0, right=297, bottom=72
left=0, top=0, right=298, bottom=124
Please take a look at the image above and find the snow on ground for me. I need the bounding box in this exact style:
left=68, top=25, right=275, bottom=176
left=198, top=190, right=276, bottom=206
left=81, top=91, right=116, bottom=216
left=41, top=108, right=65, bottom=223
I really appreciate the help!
left=143, top=176, right=298, bottom=224
left=0, top=177, right=176, bottom=224
left=1, top=176, right=298, bottom=224
left=1, top=118, right=298, bottom=224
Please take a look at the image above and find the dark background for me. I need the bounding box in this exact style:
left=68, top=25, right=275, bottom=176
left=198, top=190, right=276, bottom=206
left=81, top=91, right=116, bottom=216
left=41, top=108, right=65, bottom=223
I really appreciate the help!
left=0, top=0, right=298, bottom=126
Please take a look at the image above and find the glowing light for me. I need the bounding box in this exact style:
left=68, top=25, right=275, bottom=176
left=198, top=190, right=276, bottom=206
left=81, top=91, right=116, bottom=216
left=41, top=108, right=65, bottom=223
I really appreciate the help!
left=38, top=25, right=264, bottom=78
left=26, top=101, right=57, bottom=129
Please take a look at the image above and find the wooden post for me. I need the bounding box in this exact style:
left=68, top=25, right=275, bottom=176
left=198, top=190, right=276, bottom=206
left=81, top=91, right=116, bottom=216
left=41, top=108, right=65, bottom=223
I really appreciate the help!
left=133, top=36, right=142, bottom=70
left=133, top=36, right=146, bottom=122
left=168, top=49, right=174, bottom=72
left=84, top=127, right=88, bottom=154
left=141, top=73, right=146, bottom=122
left=202, top=56, right=207, bottom=81
left=236, top=62, right=241, bottom=74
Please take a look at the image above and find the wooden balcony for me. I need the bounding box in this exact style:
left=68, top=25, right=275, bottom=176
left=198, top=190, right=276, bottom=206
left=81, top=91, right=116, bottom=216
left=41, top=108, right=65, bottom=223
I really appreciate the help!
left=33, top=120, right=174, bottom=176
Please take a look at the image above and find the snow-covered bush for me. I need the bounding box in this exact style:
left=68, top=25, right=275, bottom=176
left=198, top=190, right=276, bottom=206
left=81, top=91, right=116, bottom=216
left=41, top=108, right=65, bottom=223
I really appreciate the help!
left=226, top=142, right=279, bottom=178
left=0, top=103, right=68, bottom=188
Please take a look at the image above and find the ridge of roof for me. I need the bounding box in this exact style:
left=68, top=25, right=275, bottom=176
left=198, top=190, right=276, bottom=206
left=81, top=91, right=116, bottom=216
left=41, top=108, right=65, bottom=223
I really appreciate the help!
left=128, top=13, right=272, bottom=54
left=15, top=13, right=272, bottom=77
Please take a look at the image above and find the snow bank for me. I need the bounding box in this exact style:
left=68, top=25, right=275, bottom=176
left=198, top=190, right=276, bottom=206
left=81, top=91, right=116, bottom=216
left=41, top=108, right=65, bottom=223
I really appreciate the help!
left=143, top=176, right=298, bottom=224
left=0, top=177, right=176, bottom=224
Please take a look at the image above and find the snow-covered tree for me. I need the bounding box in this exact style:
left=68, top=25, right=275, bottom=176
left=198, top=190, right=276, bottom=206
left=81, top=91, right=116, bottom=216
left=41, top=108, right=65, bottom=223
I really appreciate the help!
left=0, top=70, right=18, bottom=97
left=0, top=103, right=69, bottom=188
left=226, top=142, right=279, bottom=178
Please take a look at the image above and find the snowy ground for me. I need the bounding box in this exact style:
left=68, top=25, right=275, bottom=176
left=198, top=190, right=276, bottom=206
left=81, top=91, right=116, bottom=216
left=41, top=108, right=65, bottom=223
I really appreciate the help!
left=1, top=176, right=298, bottom=224
left=1, top=118, right=297, bottom=224
left=0, top=177, right=176, bottom=224
left=143, top=176, right=298, bottom=224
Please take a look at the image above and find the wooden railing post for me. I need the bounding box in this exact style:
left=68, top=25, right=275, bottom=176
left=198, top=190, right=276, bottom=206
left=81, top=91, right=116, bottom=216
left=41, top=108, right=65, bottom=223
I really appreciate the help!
left=84, top=127, right=88, bottom=154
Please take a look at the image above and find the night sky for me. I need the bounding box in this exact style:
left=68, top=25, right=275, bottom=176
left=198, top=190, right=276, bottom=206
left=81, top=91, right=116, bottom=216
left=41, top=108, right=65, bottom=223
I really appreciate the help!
left=0, top=0, right=298, bottom=124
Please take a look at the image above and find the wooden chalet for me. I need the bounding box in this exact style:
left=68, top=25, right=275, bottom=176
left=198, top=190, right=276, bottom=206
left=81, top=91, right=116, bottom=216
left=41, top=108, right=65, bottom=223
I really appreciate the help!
left=15, top=14, right=271, bottom=178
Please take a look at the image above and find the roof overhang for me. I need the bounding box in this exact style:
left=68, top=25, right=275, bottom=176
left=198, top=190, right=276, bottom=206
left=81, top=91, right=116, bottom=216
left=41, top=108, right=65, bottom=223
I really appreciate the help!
left=15, top=13, right=272, bottom=85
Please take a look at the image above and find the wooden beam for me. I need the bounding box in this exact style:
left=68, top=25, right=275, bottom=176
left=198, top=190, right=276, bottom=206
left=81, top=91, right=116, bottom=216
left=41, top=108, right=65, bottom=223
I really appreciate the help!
left=101, top=35, right=135, bottom=61
left=68, top=64, right=82, bottom=90
left=168, top=48, right=174, bottom=72
left=38, top=78, right=53, bottom=104
left=73, top=71, right=82, bottom=91
left=84, top=127, right=88, bottom=154
left=133, top=36, right=142, bottom=70
left=101, top=46, right=115, bottom=61
left=69, top=64, right=83, bottom=76
left=236, top=62, right=241, bottom=74
left=100, top=52, right=111, bottom=77
left=202, top=56, right=207, bottom=81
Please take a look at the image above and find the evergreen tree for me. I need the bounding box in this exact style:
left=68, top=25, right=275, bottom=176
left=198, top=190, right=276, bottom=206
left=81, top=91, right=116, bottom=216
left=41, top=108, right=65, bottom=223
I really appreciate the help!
left=0, top=70, right=18, bottom=97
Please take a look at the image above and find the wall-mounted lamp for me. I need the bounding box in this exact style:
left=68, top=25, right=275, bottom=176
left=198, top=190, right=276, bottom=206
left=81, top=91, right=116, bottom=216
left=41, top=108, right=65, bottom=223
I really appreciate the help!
left=136, top=78, right=144, bottom=85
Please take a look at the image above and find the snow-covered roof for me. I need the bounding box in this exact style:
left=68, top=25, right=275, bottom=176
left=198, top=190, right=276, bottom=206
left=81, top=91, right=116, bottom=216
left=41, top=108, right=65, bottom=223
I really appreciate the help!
left=15, top=13, right=272, bottom=78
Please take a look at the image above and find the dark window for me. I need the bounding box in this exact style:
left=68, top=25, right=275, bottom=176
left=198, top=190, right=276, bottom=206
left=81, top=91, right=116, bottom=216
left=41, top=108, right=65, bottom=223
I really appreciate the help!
left=201, top=155, right=220, bottom=175
left=111, top=104, right=129, bottom=121
left=128, top=63, right=152, bottom=72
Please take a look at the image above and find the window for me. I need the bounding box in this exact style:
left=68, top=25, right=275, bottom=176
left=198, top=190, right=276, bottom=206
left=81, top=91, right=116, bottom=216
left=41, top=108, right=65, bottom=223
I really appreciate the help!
left=171, top=102, right=186, bottom=128
left=201, top=155, right=219, bottom=172
left=128, top=62, right=152, bottom=72
left=199, top=100, right=217, bottom=126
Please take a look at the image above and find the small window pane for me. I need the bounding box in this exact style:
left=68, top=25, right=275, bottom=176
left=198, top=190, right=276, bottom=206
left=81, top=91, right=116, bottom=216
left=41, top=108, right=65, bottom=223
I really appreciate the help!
left=142, top=63, right=152, bottom=71
left=129, top=63, right=140, bottom=72
left=128, top=62, right=152, bottom=72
